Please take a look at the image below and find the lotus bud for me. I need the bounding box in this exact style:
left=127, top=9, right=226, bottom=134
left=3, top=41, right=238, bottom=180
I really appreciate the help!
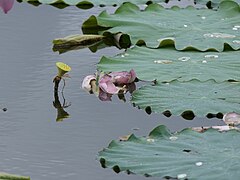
left=56, top=62, right=71, bottom=77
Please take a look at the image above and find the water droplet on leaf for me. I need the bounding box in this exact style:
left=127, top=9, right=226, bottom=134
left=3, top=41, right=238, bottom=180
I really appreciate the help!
left=169, top=136, right=178, bottom=141
left=177, top=174, right=187, bottom=179
left=195, top=162, right=203, bottom=166
left=203, top=33, right=236, bottom=38
left=178, top=57, right=190, bottom=61
left=154, top=60, right=172, bottom=64
left=204, top=55, right=218, bottom=59
left=147, top=138, right=155, bottom=142
left=233, top=40, right=240, bottom=44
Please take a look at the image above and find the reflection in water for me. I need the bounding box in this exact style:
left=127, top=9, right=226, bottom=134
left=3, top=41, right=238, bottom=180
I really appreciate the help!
left=53, top=91, right=71, bottom=122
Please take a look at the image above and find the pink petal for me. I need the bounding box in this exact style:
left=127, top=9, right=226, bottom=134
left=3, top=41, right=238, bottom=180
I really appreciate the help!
left=98, top=89, right=112, bottom=101
left=110, top=69, right=136, bottom=85
left=0, top=0, right=14, bottom=14
left=99, top=75, right=119, bottom=94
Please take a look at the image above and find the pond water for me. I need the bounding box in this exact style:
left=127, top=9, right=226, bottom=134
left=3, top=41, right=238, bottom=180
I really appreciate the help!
left=0, top=2, right=224, bottom=180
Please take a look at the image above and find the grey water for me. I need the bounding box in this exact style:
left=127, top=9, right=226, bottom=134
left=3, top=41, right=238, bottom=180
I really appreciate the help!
left=0, top=2, right=224, bottom=180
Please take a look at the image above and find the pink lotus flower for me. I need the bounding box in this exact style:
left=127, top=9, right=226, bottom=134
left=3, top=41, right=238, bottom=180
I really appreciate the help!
left=0, top=0, right=14, bottom=14
left=99, top=69, right=136, bottom=94
left=82, top=69, right=137, bottom=101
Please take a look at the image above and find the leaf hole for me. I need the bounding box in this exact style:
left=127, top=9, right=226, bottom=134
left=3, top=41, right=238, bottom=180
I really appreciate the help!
left=181, top=111, right=195, bottom=120
left=146, top=1, right=153, bottom=5
left=206, top=113, right=223, bottom=119
left=144, top=173, right=152, bottom=177
left=99, top=158, right=106, bottom=168
left=113, top=165, right=120, bottom=173
left=145, top=106, right=152, bottom=115
left=163, top=110, right=172, bottom=117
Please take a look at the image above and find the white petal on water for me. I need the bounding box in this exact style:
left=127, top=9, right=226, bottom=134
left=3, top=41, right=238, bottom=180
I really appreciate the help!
left=223, top=112, right=240, bottom=126
left=204, top=54, right=219, bottom=59
left=201, top=16, right=206, bottom=20
left=202, top=60, right=207, bottom=63
left=234, top=25, right=240, bottom=28
left=121, top=54, right=125, bottom=58
left=183, top=24, right=188, bottom=27
left=178, top=57, right=190, bottom=61
left=232, top=27, right=238, bottom=31
left=177, top=174, right=187, bottom=179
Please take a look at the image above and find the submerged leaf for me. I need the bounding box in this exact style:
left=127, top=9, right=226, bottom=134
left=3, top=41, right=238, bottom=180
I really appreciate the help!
left=131, top=80, right=240, bottom=117
left=83, top=1, right=240, bottom=51
left=99, top=125, right=240, bottom=179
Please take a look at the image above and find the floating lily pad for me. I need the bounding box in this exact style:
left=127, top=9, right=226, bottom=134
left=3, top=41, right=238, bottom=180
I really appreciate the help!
left=99, top=125, right=240, bottom=179
left=83, top=1, right=240, bottom=51
left=195, top=0, right=240, bottom=9
left=18, top=0, right=166, bottom=8
left=98, top=46, right=240, bottom=82
left=131, top=80, right=240, bottom=117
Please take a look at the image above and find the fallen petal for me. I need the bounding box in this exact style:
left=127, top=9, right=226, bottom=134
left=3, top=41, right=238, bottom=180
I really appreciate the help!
left=223, top=112, right=240, bottom=126
left=109, top=69, right=136, bottom=85
left=81, top=75, right=96, bottom=93
left=98, top=89, right=112, bottom=101
left=99, top=74, right=119, bottom=94
left=0, top=0, right=14, bottom=14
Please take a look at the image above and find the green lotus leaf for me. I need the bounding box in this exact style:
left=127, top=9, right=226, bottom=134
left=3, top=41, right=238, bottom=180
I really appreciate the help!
left=18, top=0, right=166, bottom=8
left=196, top=0, right=240, bottom=9
left=99, top=125, right=240, bottom=179
left=82, top=1, right=240, bottom=51
left=131, top=80, right=240, bottom=117
left=98, top=46, right=240, bottom=82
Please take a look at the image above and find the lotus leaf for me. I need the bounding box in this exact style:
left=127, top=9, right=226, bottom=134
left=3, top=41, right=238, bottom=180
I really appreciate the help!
left=18, top=0, right=166, bottom=7
left=98, top=46, right=240, bottom=82
left=131, top=80, right=240, bottom=117
left=99, top=125, right=240, bottom=179
left=83, top=1, right=240, bottom=51
left=196, top=0, right=240, bottom=9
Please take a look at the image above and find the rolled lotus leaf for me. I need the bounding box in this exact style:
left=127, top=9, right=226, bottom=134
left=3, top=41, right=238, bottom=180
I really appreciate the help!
left=53, top=34, right=104, bottom=47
